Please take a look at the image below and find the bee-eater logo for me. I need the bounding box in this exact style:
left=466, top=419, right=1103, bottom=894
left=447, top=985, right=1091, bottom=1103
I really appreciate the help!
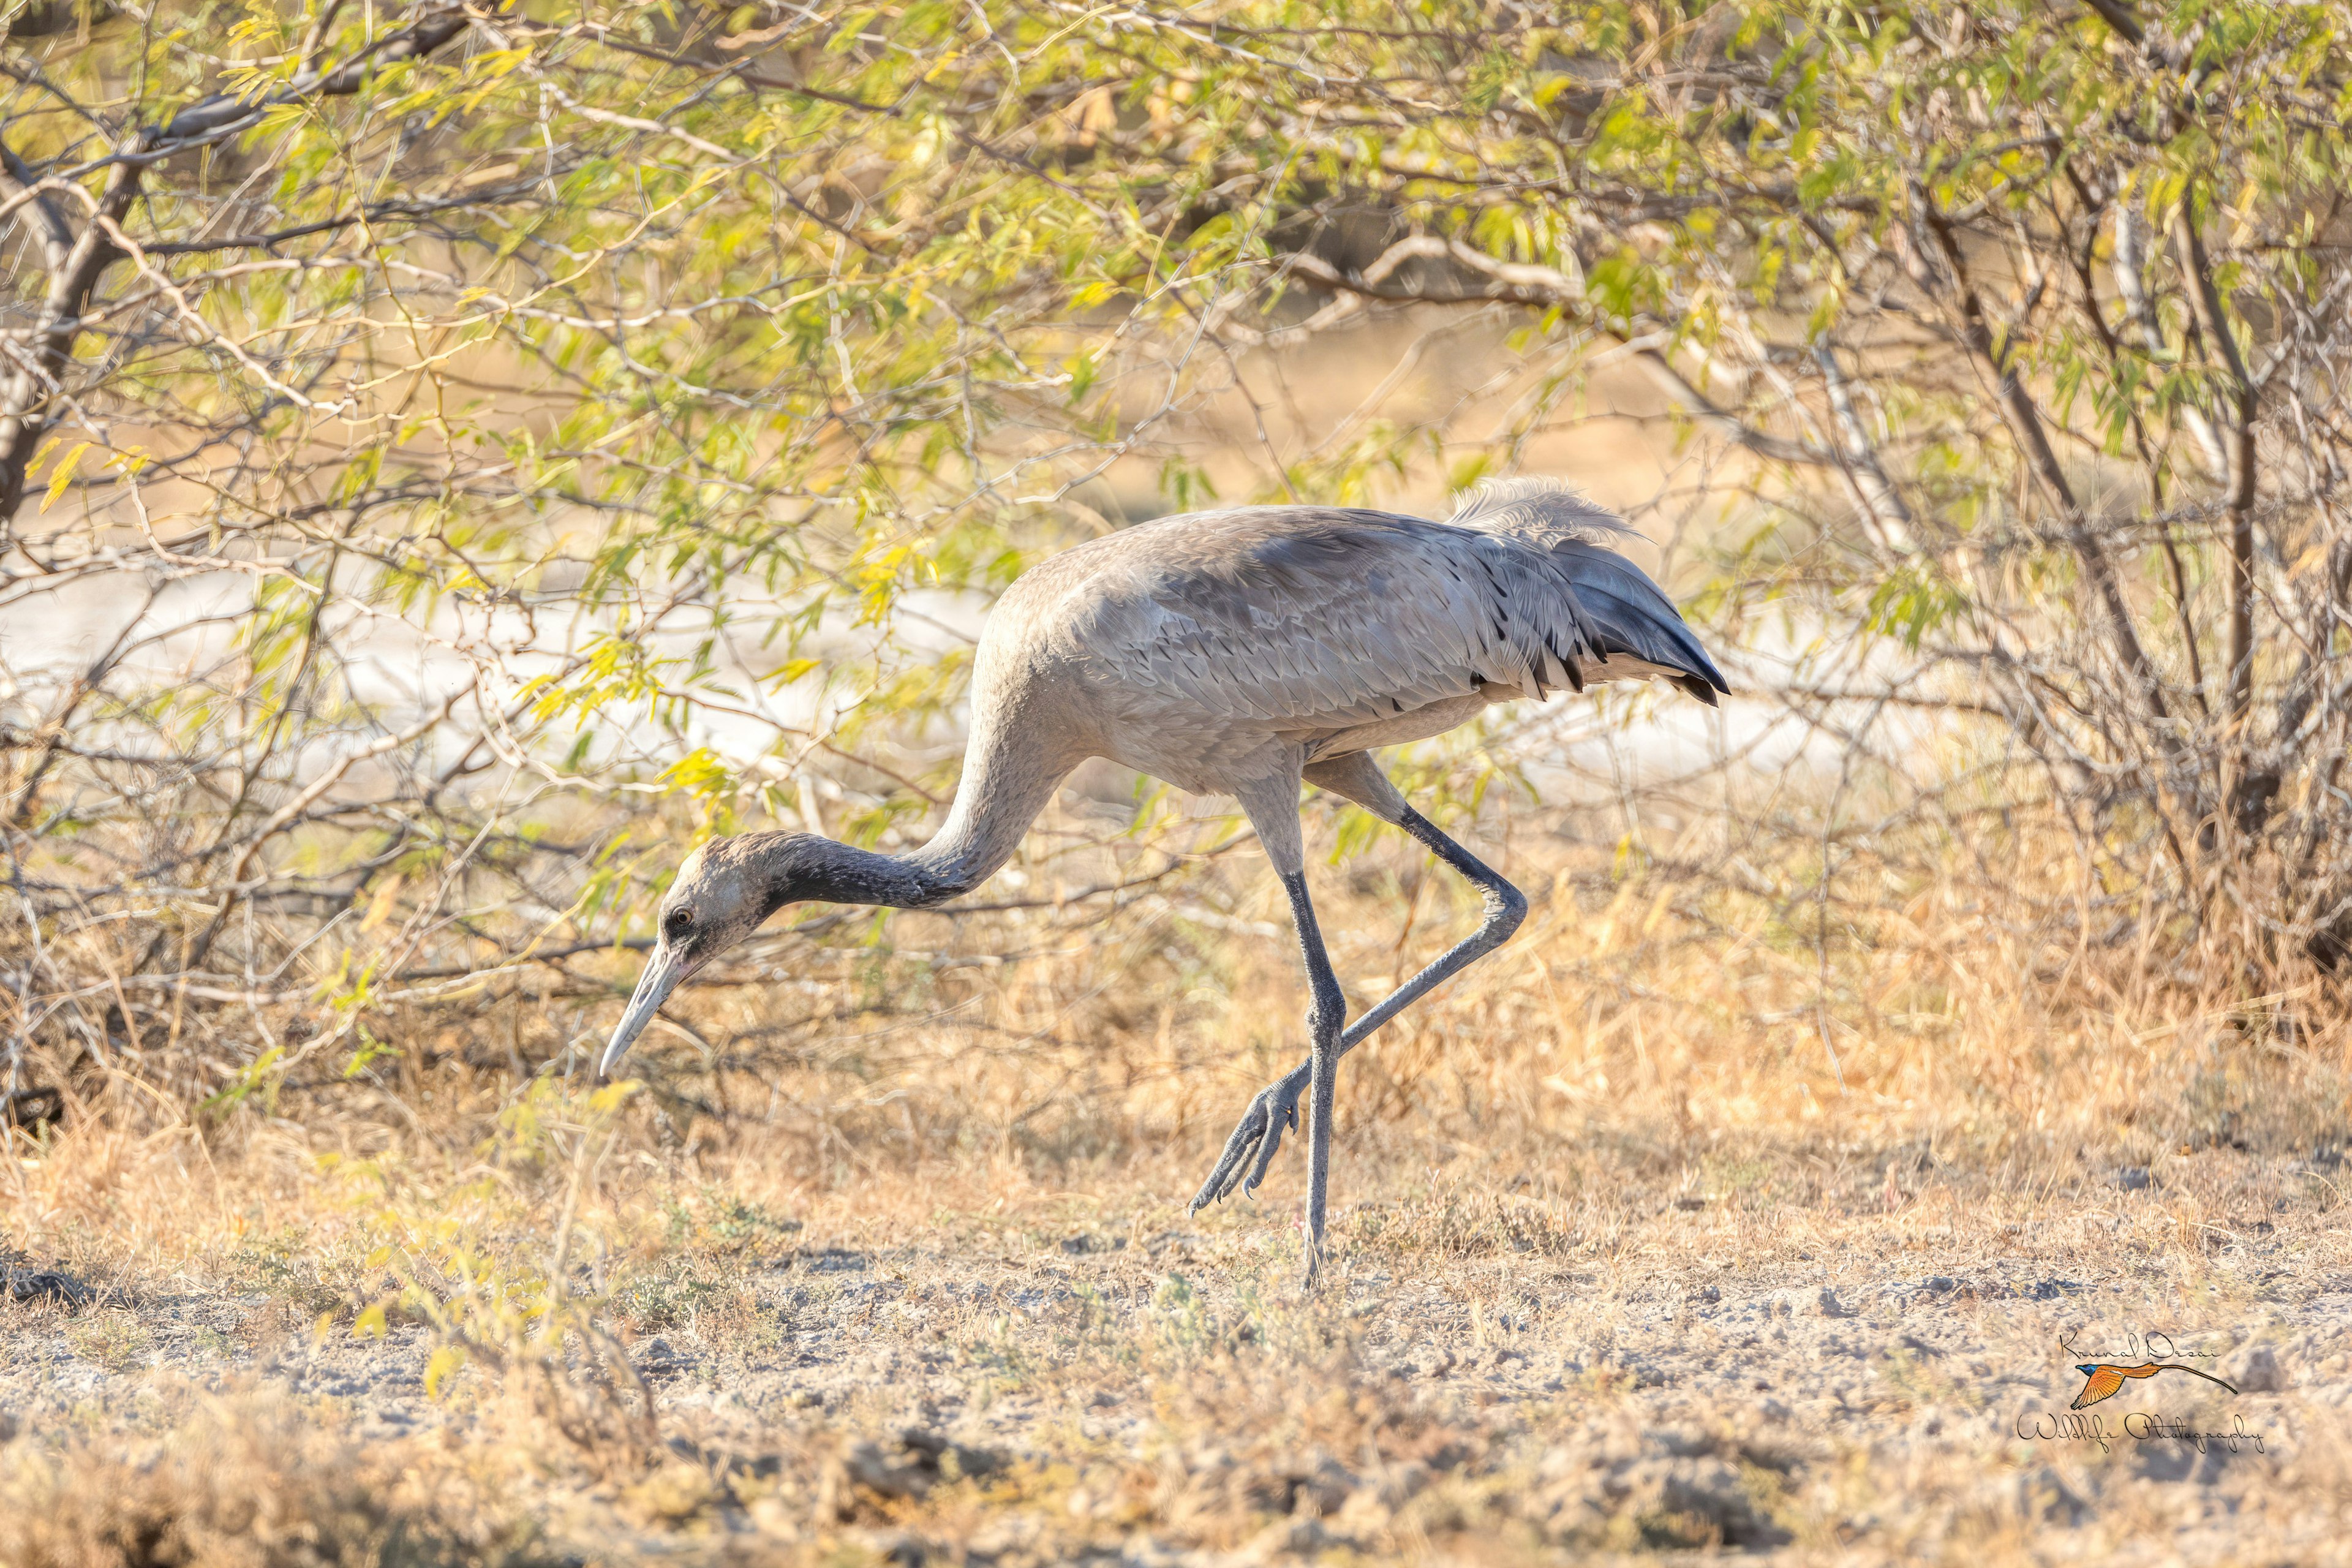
left=2070, top=1362, right=2239, bottom=1409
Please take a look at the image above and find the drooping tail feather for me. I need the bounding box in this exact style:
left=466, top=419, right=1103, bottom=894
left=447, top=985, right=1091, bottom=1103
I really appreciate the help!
left=1446, top=477, right=1730, bottom=703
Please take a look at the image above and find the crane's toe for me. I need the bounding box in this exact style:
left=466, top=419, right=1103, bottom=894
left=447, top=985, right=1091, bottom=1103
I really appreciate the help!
left=1188, top=1068, right=1310, bottom=1212
left=1188, top=1096, right=1270, bottom=1212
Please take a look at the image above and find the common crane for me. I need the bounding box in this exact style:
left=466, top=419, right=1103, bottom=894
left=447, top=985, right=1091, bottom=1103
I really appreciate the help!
left=600, top=479, right=1728, bottom=1285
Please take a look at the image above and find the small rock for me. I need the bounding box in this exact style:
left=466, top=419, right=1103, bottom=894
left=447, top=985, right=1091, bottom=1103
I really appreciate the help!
left=1, top=1265, right=91, bottom=1306
left=1060, top=1232, right=1127, bottom=1255
left=804, top=1248, right=869, bottom=1273
left=1923, top=1275, right=1958, bottom=1294
left=901, top=1426, right=1002, bottom=1482
left=2114, top=1166, right=2153, bottom=1191
left=1, top=1087, right=62, bottom=1131
left=634, top=1336, right=696, bottom=1378
left=2225, top=1343, right=2285, bottom=1393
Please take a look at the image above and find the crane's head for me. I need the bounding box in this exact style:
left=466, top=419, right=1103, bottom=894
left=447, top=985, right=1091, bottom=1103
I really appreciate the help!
left=600, top=835, right=799, bottom=1077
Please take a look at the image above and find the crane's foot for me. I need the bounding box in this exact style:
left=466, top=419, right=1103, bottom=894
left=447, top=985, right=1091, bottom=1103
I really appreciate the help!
left=1188, top=1065, right=1311, bottom=1212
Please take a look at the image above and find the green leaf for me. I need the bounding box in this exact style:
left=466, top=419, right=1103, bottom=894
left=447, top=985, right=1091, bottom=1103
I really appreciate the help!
left=41, top=443, right=88, bottom=511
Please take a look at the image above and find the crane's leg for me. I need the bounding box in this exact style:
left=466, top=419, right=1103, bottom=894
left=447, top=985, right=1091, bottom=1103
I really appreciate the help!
left=1189, top=752, right=1526, bottom=1215
left=1220, top=765, right=1347, bottom=1288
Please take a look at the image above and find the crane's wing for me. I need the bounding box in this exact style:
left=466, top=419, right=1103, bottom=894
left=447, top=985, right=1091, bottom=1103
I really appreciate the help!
left=1042, top=500, right=1717, bottom=729
left=1047, top=508, right=1599, bottom=726
left=1447, top=478, right=1730, bottom=702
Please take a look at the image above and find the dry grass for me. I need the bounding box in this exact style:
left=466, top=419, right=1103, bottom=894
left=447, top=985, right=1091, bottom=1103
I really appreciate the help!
left=5, top=801, right=2351, bottom=1566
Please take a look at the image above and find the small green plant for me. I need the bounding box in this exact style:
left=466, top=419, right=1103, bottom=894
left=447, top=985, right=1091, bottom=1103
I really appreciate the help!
left=65, top=1313, right=149, bottom=1373
left=658, top=1188, right=801, bottom=1255
left=224, top=1226, right=348, bottom=1316
left=609, top=1260, right=728, bottom=1335
left=340, top=1079, right=653, bottom=1456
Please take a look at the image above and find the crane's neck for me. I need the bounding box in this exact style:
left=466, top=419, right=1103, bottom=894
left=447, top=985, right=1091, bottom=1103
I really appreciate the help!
left=775, top=719, right=1077, bottom=911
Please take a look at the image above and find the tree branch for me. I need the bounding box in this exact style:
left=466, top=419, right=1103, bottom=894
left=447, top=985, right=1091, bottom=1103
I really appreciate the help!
left=2058, top=176, right=2212, bottom=717
left=2078, top=0, right=2146, bottom=47
left=0, top=1, right=484, bottom=526
left=2171, top=197, right=2260, bottom=743
left=0, top=143, right=72, bottom=266
left=0, top=161, right=134, bottom=525
left=1907, top=190, right=2172, bottom=727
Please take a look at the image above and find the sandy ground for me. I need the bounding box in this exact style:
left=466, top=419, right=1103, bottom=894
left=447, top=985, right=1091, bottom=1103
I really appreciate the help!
left=5, top=1143, right=2347, bottom=1567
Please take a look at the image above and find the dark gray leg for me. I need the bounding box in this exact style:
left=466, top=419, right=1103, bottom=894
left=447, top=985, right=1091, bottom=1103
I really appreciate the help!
left=1216, top=763, right=1349, bottom=1287
left=1286, top=870, right=1346, bottom=1285
left=1189, top=799, right=1526, bottom=1215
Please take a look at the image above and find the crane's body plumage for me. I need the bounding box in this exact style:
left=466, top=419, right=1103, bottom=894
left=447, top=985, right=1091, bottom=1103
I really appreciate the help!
left=982, top=493, right=1717, bottom=793
left=603, top=480, right=1727, bottom=1286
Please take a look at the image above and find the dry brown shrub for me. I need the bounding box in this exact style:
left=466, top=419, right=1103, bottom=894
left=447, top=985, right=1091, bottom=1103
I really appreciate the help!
left=0, top=1401, right=548, bottom=1568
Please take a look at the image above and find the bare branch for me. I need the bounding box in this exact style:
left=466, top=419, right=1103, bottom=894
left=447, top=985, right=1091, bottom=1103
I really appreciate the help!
left=2172, top=197, right=2260, bottom=745
left=1909, top=190, right=2173, bottom=728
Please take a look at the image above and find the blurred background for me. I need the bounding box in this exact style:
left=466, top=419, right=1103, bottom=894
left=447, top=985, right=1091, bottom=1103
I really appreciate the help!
left=3, top=0, right=2350, bottom=1245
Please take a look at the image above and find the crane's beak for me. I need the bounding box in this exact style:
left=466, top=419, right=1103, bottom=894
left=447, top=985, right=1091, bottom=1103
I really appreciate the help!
left=600, top=940, right=689, bottom=1078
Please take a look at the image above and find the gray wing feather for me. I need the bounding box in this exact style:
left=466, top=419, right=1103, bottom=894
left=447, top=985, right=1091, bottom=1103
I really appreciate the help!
left=1550, top=541, right=1727, bottom=700
left=1448, top=480, right=1729, bottom=702
left=1054, top=509, right=1606, bottom=726
left=1042, top=485, right=1724, bottom=727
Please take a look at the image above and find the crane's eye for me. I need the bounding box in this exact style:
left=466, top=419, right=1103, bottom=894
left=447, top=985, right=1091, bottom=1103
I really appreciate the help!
left=666, top=906, right=695, bottom=937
